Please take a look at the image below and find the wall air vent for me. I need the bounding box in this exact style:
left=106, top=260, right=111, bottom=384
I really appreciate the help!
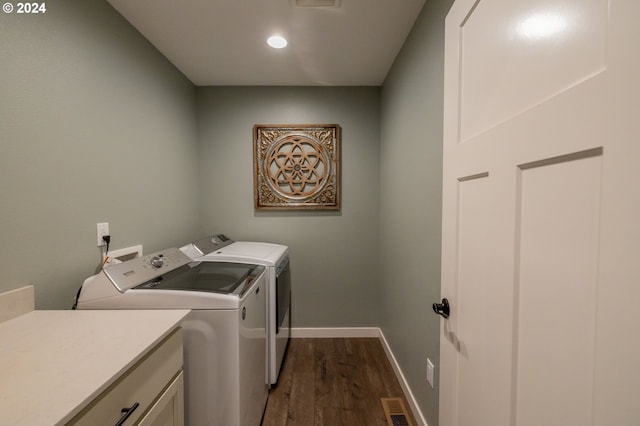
left=294, top=0, right=341, bottom=7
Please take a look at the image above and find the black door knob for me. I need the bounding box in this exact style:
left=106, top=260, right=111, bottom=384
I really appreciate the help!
left=432, top=298, right=450, bottom=319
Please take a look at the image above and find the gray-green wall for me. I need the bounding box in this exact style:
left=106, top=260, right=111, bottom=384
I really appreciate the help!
left=196, top=86, right=382, bottom=326
left=0, top=0, right=200, bottom=308
left=380, top=0, right=453, bottom=424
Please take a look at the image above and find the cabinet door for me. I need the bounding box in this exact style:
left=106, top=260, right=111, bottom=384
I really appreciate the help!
left=137, top=371, right=184, bottom=426
left=68, top=330, right=183, bottom=426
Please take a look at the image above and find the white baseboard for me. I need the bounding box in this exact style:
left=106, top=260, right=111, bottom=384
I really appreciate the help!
left=289, top=327, right=428, bottom=426
left=377, top=330, right=428, bottom=426
left=291, top=327, right=380, bottom=338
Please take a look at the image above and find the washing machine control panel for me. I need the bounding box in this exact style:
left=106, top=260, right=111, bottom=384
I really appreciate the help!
left=104, top=247, right=192, bottom=292
left=149, top=255, right=165, bottom=268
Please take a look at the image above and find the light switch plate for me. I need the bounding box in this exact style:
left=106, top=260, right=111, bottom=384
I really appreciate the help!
left=427, top=358, right=435, bottom=388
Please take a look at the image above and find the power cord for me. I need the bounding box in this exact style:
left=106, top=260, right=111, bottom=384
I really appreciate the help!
left=102, top=235, right=111, bottom=267
left=72, top=234, right=113, bottom=309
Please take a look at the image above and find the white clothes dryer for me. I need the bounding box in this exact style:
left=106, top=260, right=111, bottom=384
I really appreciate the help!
left=181, top=236, right=291, bottom=387
left=76, top=248, right=268, bottom=426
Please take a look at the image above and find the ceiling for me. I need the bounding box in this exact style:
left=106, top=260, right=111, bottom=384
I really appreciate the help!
left=106, top=0, right=426, bottom=86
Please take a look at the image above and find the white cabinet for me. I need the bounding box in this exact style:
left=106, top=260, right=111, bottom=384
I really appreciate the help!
left=0, top=299, right=189, bottom=426
left=68, top=329, right=184, bottom=426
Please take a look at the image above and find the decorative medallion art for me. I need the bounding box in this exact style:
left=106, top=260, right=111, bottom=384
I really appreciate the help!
left=254, top=124, right=341, bottom=210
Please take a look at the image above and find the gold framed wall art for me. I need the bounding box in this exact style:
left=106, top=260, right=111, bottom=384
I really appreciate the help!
left=254, top=124, right=341, bottom=210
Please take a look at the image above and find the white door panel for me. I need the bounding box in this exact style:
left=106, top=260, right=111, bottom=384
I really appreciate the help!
left=515, top=152, right=602, bottom=425
left=459, top=0, right=608, bottom=141
left=439, top=0, right=640, bottom=425
left=455, top=174, right=512, bottom=426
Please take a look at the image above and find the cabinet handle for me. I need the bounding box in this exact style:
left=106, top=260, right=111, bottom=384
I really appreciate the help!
left=115, top=402, right=139, bottom=426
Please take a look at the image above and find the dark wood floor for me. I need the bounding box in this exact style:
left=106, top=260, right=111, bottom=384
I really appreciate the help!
left=261, top=338, right=415, bottom=426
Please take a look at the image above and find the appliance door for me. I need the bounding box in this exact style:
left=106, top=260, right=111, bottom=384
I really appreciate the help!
left=272, top=257, right=291, bottom=384
left=133, top=262, right=263, bottom=296
left=275, top=257, right=291, bottom=334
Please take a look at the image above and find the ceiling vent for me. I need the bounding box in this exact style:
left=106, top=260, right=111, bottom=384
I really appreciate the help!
left=294, top=0, right=341, bottom=7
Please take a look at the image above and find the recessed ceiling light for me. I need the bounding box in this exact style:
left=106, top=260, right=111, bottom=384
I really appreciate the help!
left=267, top=35, right=288, bottom=49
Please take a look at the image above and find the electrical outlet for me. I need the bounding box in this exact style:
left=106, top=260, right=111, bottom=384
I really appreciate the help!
left=96, top=222, right=109, bottom=247
left=427, top=358, right=435, bottom=388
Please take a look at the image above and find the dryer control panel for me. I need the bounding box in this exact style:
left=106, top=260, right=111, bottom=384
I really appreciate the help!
left=192, top=234, right=234, bottom=256
left=104, top=247, right=192, bottom=292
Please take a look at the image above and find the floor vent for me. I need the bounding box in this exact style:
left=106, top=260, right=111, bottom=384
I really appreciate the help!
left=381, top=397, right=414, bottom=426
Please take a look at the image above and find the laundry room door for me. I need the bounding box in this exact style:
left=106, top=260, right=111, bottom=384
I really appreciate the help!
left=438, top=1, right=640, bottom=425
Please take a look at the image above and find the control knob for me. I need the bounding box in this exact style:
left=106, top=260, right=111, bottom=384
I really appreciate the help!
left=149, top=255, right=164, bottom=268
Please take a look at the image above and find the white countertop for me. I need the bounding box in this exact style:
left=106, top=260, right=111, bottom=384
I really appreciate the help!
left=0, top=309, right=190, bottom=426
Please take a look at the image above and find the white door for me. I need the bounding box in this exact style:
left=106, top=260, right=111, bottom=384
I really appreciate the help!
left=438, top=0, right=640, bottom=425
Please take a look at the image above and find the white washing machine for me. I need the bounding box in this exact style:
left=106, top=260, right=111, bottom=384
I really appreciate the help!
left=76, top=248, right=268, bottom=426
left=180, top=235, right=291, bottom=387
